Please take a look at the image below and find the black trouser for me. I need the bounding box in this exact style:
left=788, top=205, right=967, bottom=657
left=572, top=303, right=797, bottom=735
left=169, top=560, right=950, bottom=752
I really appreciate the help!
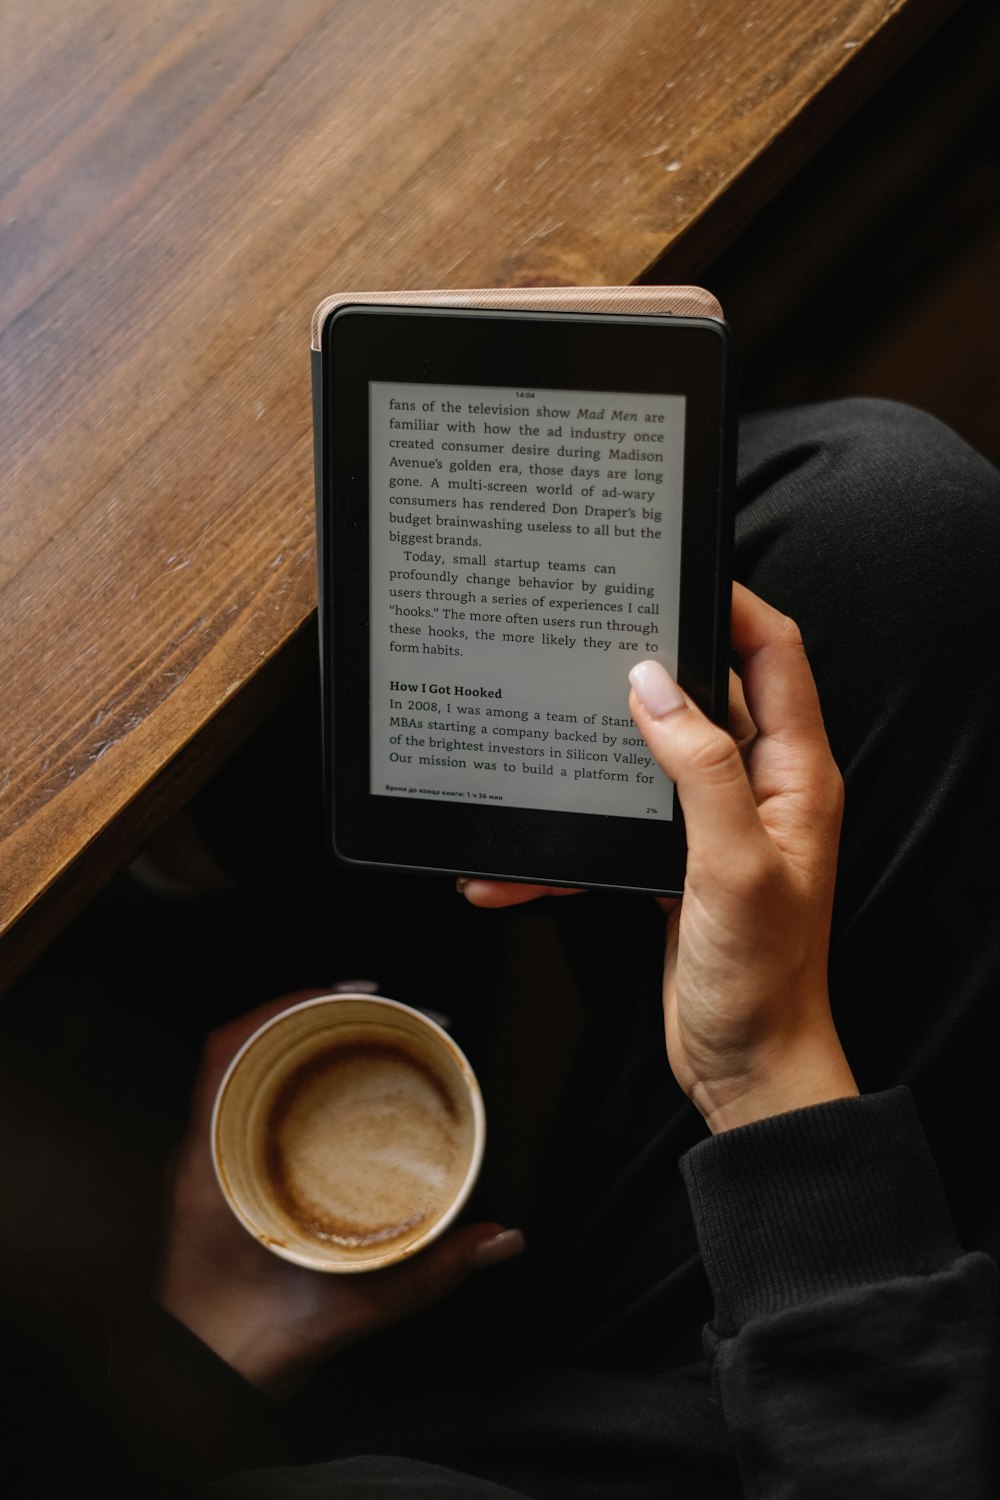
left=289, top=399, right=1000, bottom=1498
left=739, top=399, right=1000, bottom=1253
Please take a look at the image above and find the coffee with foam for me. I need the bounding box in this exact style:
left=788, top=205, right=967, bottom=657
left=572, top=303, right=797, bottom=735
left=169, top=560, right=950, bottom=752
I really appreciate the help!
left=212, top=995, right=485, bottom=1273
left=263, top=1036, right=474, bottom=1253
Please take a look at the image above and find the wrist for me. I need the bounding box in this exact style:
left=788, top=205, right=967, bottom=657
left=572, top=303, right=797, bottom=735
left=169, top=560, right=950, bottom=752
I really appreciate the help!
left=157, top=1286, right=342, bottom=1400
left=693, top=1042, right=859, bottom=1135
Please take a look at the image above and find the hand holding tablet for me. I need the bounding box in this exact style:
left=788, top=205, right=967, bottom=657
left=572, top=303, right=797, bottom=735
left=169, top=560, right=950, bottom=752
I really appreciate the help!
left=311, top=287, right=736, bottom=895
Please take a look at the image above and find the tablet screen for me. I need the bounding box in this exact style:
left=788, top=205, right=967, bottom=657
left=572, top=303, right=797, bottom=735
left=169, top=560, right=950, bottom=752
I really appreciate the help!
left=369, top=380, right=684, bottom=821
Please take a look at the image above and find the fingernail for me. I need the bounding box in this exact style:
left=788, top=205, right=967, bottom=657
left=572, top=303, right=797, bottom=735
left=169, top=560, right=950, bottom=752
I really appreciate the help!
left=472, top=1228, right=526, bottom=1269
left=628, top=660, right=685, bottom=718
left=456, top=877, right=469, bottom=892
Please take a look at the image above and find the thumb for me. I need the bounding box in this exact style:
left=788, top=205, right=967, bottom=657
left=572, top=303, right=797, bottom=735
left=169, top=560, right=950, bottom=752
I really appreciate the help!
left=467, top=1224, right=527, bottom=1270
left=627, top=659, right=763, bottom=863
left=391, top=1222, right=526, bottom=1313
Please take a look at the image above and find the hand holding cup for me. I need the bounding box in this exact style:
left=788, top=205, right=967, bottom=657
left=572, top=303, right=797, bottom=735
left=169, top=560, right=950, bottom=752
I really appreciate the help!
left=157, top=994, right=523, bottom=1399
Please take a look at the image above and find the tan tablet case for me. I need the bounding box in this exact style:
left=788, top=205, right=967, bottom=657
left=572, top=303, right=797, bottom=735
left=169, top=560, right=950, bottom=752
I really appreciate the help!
left=311, top=286, right=722, bottom=349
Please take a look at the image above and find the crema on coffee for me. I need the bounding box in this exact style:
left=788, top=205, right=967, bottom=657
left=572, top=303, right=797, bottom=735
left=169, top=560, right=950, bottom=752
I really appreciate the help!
left=262, top=1036, right=476, bottom=1253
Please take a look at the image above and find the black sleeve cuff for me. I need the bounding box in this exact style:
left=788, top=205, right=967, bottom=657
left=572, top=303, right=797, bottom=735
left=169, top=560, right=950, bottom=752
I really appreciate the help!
left=680, top=1087, right=964, bottom=1335
left=95, top=1300, right=287, bottom=1494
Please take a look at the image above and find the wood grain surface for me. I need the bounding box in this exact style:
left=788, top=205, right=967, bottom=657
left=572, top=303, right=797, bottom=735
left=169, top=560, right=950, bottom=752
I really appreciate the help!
left=0, top=0, right=955, bottom=984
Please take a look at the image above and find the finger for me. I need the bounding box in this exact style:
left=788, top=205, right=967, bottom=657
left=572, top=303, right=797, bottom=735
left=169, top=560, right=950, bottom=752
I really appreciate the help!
left=731, top=584, right=828, bottom=751
left=628, top=662, right=765, bottom=861
left=457, top=879, right=582, bottom=907
left=392, top=1222, right=526, bottom=1314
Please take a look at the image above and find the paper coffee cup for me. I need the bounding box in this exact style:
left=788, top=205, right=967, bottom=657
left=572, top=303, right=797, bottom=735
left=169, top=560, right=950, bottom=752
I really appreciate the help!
left=211, top=994, right=485, bottom=1273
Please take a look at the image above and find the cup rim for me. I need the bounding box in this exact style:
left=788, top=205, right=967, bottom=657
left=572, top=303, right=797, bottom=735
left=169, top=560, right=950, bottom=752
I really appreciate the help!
left=210, top=993, right=486, bottom=1273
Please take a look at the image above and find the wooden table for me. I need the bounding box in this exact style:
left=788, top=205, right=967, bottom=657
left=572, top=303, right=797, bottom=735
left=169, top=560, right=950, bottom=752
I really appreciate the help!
left=0, top=0, right=957, bottom=987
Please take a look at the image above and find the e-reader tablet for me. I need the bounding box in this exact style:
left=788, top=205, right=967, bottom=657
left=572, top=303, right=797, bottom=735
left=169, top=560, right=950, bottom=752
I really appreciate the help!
left=311, top=286, right=735, bottom=896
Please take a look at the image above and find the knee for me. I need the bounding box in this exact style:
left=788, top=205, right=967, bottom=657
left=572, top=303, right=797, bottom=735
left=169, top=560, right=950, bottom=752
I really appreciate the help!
left=812, top=397, right=997, bottom=533
left=743, top=396, right=996, bottom=520
left=737, top=397, right=1000, bottom=637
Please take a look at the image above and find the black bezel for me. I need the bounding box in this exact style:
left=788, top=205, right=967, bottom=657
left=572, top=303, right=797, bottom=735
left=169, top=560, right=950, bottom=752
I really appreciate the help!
left=316, top=305, right=735, bottom=896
